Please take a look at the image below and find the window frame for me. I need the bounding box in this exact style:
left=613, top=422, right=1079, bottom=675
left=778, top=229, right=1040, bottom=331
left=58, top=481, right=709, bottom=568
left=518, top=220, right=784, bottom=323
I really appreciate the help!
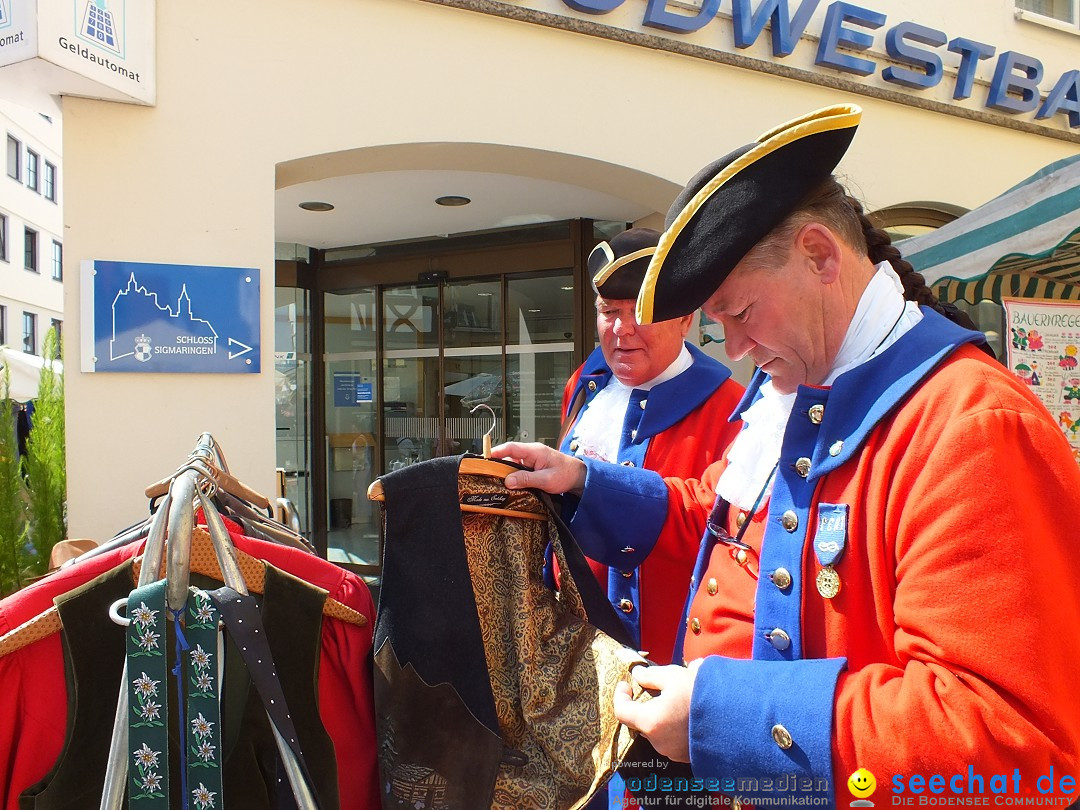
left=51, top=240, right=63, bottom=281
left=6, top=135, right=20, bottom=182
left=0, top=306, right=6, bottom=346
left=25, top=149, right=39, bottom=193
left=44, top=161, right=57, bottom=203
left=24, top=227, right=38, bottom=273
left=22, top=311, right=37, bottom=355
left=1015, top=0, right=1080, bottom=29
left=0, top=213, right=7, bottom=263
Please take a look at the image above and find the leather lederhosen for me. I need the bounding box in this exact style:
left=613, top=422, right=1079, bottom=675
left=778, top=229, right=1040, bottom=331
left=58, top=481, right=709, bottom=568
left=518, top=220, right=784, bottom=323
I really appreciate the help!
left=19, top=562, right=340, bottom=810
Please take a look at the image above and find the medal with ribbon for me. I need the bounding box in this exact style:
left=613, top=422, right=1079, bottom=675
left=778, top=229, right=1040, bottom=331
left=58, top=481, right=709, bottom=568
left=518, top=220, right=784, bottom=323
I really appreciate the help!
left=813, top=503, right=849, bottom=598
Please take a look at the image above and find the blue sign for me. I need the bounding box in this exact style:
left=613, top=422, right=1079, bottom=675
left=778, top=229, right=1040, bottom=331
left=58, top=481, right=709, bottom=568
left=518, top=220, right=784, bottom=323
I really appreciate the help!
left=84, top=260, right=260, bottom=373
left=333, top=373, right=373, bottom=406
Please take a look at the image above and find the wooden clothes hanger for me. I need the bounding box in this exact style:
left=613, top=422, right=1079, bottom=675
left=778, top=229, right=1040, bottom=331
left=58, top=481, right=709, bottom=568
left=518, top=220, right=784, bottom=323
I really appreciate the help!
left=145, top=457, right=271, bottom=510
left=367, top=404, right=547, bottom=521
left=0, top=526, right=367, bottom=659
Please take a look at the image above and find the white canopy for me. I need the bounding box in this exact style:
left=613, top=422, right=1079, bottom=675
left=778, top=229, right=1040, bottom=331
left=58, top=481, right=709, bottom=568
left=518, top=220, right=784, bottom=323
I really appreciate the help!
left=900, top=154, right=1080, bottom=299
left=0, top=347, right=62, bottom=403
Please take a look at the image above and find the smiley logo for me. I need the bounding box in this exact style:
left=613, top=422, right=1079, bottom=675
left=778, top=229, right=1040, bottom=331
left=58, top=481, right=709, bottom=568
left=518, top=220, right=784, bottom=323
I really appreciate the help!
left=848, top=768, right=877, bottom=799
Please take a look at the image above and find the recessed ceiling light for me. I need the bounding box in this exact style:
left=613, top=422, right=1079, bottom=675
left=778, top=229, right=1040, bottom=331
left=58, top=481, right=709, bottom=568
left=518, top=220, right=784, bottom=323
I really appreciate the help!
left=299, top=201, right=334, bottom=212
left=560, top=286, right=574, bottom=291
left=477, top=292, right=493, bottom=297
left=528, top=309, right=541, bottom=313
left=435, top=195, right=471, bottom=207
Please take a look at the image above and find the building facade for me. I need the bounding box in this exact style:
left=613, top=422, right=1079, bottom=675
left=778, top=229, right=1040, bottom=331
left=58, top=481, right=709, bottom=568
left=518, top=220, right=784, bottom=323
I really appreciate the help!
left=3, top=0, right=1077, bottom=569
left=0, top=97, right=63, bottom=361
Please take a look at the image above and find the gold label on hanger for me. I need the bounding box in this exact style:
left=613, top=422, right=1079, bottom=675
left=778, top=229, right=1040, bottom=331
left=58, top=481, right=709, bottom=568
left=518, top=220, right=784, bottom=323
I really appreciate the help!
left=816, top=565, right=841, bottom=599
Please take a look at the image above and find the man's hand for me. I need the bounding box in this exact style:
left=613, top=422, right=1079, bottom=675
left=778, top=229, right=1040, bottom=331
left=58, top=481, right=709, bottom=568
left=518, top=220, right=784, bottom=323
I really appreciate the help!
left=614, top=661, right=702, bottom=763
left=490, top=441, right=587, bottom=497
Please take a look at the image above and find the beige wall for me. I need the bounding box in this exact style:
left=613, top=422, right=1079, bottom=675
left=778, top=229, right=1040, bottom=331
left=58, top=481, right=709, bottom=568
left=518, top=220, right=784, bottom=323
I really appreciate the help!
left=62, top=0, right=1077, bottom=539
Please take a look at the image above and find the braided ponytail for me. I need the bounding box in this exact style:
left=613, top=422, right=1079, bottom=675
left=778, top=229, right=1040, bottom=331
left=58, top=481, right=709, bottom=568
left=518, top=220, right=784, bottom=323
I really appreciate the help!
left=844, top=193, right=946, bottom=313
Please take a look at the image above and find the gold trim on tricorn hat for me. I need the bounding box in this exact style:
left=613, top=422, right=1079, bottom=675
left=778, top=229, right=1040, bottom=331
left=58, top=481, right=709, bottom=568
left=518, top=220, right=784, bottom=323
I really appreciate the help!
left=636, top=104, right=862, bottom=325
left=589, top=228, right=661, bottom=300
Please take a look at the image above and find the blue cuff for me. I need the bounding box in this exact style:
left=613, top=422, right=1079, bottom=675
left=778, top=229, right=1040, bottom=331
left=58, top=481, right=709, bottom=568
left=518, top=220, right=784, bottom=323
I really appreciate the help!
left=568, top=459, right=667, bottom=570
left=689, top=656, right=847, bottom=805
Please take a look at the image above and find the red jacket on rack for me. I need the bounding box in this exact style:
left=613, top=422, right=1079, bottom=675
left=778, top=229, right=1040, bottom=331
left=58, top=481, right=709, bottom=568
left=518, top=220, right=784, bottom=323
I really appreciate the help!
left=0, top=522, right=378, bottom=810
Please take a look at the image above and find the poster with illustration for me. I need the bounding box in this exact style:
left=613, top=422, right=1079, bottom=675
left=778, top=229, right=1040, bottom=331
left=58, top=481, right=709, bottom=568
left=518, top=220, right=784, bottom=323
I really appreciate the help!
left=1003, top=297, right=1080, bottom=465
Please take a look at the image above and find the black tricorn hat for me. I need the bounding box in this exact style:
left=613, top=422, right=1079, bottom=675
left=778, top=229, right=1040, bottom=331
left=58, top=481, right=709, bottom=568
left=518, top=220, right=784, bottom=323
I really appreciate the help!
left=636, top=104, right=862, bottom=324
left=589, top=227, right=661, bottom=300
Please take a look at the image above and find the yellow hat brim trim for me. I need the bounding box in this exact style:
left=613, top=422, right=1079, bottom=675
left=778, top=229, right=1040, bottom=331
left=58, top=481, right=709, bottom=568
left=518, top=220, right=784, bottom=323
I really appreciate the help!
left=636, top=103, right=862, bottom=325
left=591, top=246, right=658, bottom=290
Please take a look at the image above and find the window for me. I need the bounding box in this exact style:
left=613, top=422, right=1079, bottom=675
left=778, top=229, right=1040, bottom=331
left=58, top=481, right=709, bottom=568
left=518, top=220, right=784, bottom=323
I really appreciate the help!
left=0, top=306, right=5, bottom=345
left=44, top=162, right=57, bottom=202
left=1016, top=0, right=1077, bottom=25
left=0, top=213, right=6, bottom=262
left=50, top=319, right=62, bottom=352
left=6, top=135, right=20, bottom=181
left=25, top=150, right=38, bottom=193
left=51, top=240, right=62, bottom=280
left=24, top=227, right=37, bottom=272
left=22, top=312, right=36, bottom=355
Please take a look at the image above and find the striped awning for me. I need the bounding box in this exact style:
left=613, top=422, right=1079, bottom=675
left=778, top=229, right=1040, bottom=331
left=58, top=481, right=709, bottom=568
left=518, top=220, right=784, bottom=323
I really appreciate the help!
left=899, top=154, right=1080, bottom=291
left=934, top=269, right=1080, bottom=305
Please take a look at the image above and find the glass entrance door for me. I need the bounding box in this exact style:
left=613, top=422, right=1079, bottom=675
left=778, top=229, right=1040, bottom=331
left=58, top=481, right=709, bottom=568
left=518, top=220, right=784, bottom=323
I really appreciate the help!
left=321, top=269, right=579, bottom=570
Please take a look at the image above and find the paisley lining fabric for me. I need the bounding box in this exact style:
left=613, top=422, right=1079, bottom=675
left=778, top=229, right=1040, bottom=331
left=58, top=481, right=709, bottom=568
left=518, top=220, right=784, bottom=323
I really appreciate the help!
left=459, top=474, right=641, bottom=809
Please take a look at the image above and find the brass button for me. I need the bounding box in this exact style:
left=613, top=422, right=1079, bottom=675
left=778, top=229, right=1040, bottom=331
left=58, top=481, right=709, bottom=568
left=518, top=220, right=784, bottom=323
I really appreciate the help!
left=794, top=457, right=811, bottom=477
left=808, top=404, right=824, bottom=424
left=689, top=617, right=701, bottom=634
left=640, top=399, right=647, bottom=410
left=734, top=549, right=749, bottom=566
left=735, top=511, right=747, bottom=528
left=771, top=724, right=793, bottom=750
left=766, top=628, right=791, bottom=651
left=621, top=460, right=635, bottom=467
left=569, top=440, right=579, bottom=452
left=621, top=570, right=633, bottom=578
left=706, top=578, right=718, bottom=595
left=630, top=429, right=637, bottom=440
left=771, top=568, right=792, bottom=590
left=829, top=440, right=844, bottom=457
left=781, top=510, right=799, bottom=532
left=587, top=380, right=597, bottom=391
left=618, top=599, right=634, bottom=614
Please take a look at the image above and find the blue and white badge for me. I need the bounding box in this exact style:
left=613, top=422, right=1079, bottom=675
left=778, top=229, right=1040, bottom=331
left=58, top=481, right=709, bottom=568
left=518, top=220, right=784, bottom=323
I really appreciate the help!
left=813, top=503, right=848, bottom=598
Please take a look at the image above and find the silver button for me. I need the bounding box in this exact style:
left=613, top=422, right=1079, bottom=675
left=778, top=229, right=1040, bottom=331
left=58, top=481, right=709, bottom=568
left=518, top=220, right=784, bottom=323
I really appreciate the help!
left=766, top=628, right=791, bottom=651
left=795, top=457, right=811, bottom=477
left=569, top=441, right=579, bottom=452
left=771, top=568, right=792, bottom=590
left=781, top=510, right=798, bottom=532
left=621, top=546, right=635, bottom=554
left=588, top=381, right=597, bottom=392
left=621, top=570, right=633, bottom=578
left=771, top=724, right=793, bottom=749
left=736, top=511, right=747, bottom=528
left=639, top=399, right=647, bottom=410
left=808, top=404, right=824, bottom=424
left=618, top=599, right=634, bottom=614
left=829, top=440, right=844, bottom=457
left=621, top=460, right=635, bottom=467
left=630, top=429, right=637, bottom=440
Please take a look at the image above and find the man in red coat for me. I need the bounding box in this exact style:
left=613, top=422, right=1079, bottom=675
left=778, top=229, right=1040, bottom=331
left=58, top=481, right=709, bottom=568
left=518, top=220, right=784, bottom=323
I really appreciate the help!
left=496, top=105, right=1080, bottom=807
left=559, top=226, right=744, bottom=666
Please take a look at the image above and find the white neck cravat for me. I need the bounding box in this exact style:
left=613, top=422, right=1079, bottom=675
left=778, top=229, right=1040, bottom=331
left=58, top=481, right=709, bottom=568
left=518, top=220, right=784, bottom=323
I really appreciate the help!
left=716, top=262, right=923, bottom=510
left=570, top=344, right=692, bottom=463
